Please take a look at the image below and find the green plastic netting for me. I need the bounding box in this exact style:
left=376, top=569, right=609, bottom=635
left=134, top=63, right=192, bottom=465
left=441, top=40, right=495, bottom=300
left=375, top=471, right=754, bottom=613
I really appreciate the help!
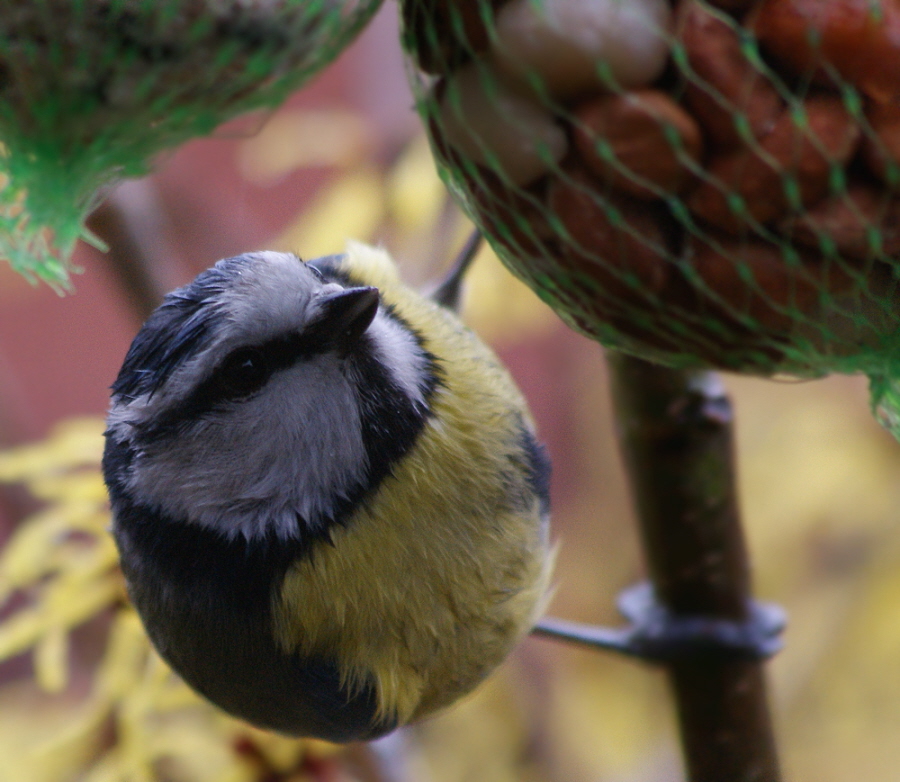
left=0, top=0, right=383, bottom=287
left=401, top=0, right=900, bottom=436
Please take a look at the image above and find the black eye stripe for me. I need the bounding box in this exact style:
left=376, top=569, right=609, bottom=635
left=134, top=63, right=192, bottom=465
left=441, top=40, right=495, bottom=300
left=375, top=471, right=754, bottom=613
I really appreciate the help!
left=138, top=324, right=350, bottom=439
left=213, top=347, right=270, bottom=401
left=206, top=331, right=333, bottom=398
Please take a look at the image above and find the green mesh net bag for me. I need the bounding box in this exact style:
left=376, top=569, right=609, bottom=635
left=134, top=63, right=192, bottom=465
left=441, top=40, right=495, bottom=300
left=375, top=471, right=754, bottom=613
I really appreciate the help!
left=401, top=0, right=900, bottom=435
left=0, top=0, right=382, bottom=286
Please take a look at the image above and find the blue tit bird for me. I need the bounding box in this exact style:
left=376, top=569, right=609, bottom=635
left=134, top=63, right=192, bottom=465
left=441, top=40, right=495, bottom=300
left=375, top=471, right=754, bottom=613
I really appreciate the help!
left=102, top=241, right=552, bottom=742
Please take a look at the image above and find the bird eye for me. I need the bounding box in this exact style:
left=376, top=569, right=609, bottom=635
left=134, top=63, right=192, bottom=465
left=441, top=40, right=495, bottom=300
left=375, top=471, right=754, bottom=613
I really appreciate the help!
left=307, top=264, right=325, bottom=281
left=217, top=347, right=269, bottom=398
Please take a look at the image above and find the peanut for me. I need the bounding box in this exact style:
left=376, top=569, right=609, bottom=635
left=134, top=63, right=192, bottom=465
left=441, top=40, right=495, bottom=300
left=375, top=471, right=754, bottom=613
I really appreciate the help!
left=572, top=89, right=703, bottom=199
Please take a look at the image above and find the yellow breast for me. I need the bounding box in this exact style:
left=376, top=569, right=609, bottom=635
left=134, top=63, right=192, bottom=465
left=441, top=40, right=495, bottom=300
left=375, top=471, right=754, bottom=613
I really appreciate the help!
left=271, top=243, right=553, bottom=726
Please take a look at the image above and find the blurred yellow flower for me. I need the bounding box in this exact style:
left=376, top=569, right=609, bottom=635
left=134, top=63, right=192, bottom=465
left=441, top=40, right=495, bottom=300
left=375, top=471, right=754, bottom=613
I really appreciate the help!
left=0, top=419, right=326, bottom=782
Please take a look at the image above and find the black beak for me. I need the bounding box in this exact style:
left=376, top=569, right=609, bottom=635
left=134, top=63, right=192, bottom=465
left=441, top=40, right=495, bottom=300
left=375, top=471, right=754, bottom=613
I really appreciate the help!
left=317, top=286, right=380, bottom=347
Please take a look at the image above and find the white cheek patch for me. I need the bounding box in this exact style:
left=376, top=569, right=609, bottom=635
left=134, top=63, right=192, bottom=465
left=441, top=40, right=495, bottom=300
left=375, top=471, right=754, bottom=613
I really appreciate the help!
left=123, top=357, right=368, bottom=542
left=367, top=310, right=432, bottom=409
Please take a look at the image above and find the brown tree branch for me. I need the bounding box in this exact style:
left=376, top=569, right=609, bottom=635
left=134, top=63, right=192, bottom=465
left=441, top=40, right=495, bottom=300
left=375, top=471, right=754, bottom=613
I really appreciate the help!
left=607, top=351, right=781, bottom=782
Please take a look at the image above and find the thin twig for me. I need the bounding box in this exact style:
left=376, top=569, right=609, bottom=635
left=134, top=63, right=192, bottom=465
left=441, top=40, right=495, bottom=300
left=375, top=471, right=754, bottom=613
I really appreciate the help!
left=431, top=228, right=482, bottom=310
left=86, top=180, right=180, bottom=321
